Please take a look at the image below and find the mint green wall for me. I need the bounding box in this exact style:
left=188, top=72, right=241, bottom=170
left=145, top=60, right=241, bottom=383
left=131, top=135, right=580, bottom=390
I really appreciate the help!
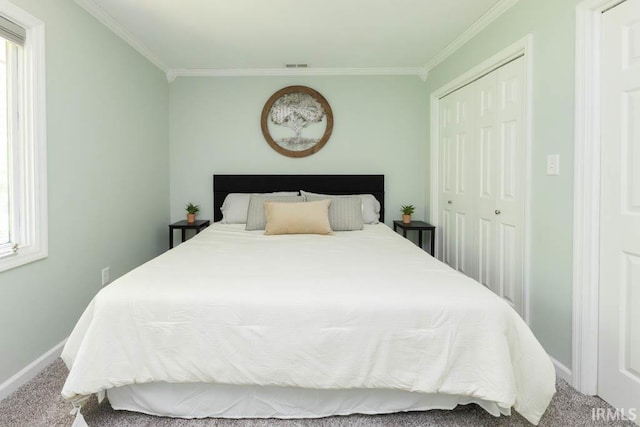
left=169, top=76, right=428, bottom=226
left=424, top=0, right=581, bottom=368
left=0, top=0, right=169, bottom=385
left=0, top=0, right=578, bottom=387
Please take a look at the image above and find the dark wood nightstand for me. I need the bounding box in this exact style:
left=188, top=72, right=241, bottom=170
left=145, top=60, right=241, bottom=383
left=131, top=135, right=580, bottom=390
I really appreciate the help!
left=169, top=219, right=210, bottom=248
left=393, top=220, right=436, bottom=255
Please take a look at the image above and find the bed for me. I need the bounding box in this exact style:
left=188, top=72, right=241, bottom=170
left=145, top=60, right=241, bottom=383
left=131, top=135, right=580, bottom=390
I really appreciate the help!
left=61, top=174, right=555, bottom=425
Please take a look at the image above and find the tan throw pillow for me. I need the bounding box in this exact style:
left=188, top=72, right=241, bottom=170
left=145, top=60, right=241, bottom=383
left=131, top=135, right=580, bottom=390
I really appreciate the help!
left=264, top=200, right=333, bottom=235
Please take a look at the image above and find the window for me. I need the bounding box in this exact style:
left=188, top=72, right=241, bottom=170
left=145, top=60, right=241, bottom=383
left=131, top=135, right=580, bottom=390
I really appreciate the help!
left=0, top=40, right=8, bottom=247
left=0, top=5, right=46, bottom=273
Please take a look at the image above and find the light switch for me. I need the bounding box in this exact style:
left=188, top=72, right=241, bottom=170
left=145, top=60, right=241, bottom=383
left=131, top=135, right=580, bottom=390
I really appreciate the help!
left=547, top=154, right=560, bottom=176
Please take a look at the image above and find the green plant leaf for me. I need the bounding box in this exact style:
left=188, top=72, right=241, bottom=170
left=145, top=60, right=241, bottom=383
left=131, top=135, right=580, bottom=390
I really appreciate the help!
left=185, top=202, right=201, bottom=214
left=400, top=204, right=415, bottom=215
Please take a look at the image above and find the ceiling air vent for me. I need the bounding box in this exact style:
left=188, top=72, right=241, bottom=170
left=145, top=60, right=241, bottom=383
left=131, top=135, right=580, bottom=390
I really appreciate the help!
left=285, top=64, right=309, bottom=68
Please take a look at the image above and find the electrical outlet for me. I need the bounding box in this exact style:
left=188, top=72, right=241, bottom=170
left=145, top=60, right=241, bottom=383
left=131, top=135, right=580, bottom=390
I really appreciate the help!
left=101, top=267, right=110, bottom=286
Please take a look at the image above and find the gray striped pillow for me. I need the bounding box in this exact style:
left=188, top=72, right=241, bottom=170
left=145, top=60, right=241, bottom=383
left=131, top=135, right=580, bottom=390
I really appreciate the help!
left=305, top=195, right=363, bottom=231
left=245, top=195, right=304, bottom=230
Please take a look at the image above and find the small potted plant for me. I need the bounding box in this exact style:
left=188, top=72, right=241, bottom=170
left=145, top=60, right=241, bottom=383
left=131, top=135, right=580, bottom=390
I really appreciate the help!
left=401, top=204, right=415, bottom=224
left=186, top=202, right=200, bottom=224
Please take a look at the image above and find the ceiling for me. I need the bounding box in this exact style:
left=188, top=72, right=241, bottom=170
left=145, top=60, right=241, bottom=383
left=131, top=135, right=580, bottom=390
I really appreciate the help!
left=75, top=0, right=514, bottom=80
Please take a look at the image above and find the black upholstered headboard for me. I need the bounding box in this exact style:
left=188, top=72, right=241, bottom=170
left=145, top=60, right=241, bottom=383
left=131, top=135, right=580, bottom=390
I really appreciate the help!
left=213, top=175, right=385, bottom=223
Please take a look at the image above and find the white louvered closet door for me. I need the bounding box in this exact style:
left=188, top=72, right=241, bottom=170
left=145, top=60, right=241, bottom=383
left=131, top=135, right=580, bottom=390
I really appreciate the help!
left=439, top=56, right=525, bottom=317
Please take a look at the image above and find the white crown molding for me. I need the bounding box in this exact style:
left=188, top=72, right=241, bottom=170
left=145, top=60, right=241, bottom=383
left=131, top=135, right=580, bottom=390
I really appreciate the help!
left=73, top=0, right=513, bottom=82
left=424, top=0, right=521, bottom=72
left=74, top=0, right=168, bottom=72
left=166, top=67, right=429, bottom=83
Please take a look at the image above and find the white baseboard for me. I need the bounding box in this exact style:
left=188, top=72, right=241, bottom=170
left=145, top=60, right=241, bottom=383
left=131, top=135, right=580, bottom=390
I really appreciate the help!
left=550, top=356, right=573, bottom=384
left=0, top=339, right=67, bottom=401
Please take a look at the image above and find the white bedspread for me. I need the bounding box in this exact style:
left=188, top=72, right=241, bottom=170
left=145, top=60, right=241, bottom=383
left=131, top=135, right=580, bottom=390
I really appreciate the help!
left=61, top=223, right=555, bottom=424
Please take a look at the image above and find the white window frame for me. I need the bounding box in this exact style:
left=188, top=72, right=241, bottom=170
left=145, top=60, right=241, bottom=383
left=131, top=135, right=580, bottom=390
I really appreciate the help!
left=0, top=1, right=46, bottom=273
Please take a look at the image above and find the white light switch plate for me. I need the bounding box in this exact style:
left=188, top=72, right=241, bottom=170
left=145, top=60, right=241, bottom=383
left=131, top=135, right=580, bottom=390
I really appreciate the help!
left=547, top=154, right=560, bottom=175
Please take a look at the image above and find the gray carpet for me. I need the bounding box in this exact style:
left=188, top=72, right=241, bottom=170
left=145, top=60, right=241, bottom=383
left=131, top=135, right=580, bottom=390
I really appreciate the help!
left=0, top=359, right=634, bottom=427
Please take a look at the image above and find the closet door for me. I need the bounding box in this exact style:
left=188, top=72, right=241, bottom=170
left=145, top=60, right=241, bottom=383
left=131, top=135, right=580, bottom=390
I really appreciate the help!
left=493, top=57, right=525, bottom=313
left=439, top=56, right=525, bottom=316
left=439, top=84, right=477, bottom=278
left=476, top=70, right=499, bottom=290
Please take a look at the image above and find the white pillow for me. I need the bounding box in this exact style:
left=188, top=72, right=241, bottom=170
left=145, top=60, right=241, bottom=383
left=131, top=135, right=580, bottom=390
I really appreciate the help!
left=220, top=192, right=299, bottom=223
left=300, top=190, right=381, bottom=224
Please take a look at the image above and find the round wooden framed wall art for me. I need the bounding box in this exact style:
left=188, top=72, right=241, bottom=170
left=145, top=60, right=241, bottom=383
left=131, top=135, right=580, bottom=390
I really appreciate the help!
left=261, top=86, right=334, bottom=158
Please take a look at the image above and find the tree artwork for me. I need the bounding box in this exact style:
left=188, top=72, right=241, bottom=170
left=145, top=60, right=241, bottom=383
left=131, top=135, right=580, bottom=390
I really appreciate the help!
left=269, top=92, right=326, bottom=150
left=261, top=86, right=334, bottom=158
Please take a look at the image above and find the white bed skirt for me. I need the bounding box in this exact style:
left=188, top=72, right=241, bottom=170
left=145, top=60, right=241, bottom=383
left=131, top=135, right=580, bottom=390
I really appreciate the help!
left=107, top=383, right=511, bottom=420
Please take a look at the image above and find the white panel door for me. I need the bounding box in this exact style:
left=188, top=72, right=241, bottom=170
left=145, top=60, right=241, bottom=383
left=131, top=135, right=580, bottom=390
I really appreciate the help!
left=439, top=84, right=477, bottom=278
left=476, top=70, right=499, bottom=291
left=599, top=0, right=640, bottom=417
left=493, top=58, right=525, bottom=313
left=439, top=57, right=525, bottom=317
